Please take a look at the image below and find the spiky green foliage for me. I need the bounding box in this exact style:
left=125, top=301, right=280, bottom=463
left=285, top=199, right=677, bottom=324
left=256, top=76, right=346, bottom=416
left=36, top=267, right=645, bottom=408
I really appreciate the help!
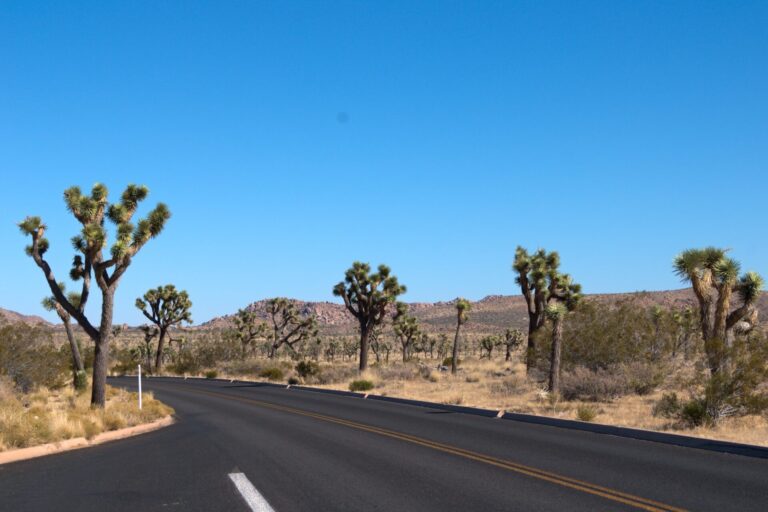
left=18, top=183, right=171, bottom=407
left=513, top=246, right=582, bottom=371
left=479, top=335, right=501, bottom=359
left=265, top=298, right=318, bottom=358
left=393, top=302, right=420, bottom=361
left=672, top=247, right=763, bottom=374
left=136, top=285, right=193, bottom=328
left=455, top=298, right=472, bottom=325
left=136, top=284, right=193, bottom=372
left=502, top=328, right=525, bottom=361
left=333, top=262, right=406, bottom=371
left=233, top=307, right=269, bottom=357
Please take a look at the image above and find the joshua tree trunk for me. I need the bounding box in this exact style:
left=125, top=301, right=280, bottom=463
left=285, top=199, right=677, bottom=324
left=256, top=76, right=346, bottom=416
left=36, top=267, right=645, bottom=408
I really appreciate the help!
left=91, top=291, right=115, bottom=407
left=359, top=323, right=370, bottom=372
left=526, top=312, right=545, bottom=372
left=451, top=323, right=461, bottom=375
left=505, top=344, right=512, bottom=362
left=548, top=315, right=563, bottom=394
left=61, top=315, right=85, bottom=386
left=154, top=327, right=168, bottom=373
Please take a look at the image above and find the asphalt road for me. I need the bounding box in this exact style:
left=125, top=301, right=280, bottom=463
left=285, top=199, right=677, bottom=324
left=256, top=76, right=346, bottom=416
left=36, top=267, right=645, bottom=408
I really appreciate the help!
left=2, top=377, right=767, bottom=512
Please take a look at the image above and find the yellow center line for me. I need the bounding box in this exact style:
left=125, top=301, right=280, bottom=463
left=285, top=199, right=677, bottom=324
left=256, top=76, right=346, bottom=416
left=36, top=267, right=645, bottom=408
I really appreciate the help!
left=164, top=382, right=687, bottom=512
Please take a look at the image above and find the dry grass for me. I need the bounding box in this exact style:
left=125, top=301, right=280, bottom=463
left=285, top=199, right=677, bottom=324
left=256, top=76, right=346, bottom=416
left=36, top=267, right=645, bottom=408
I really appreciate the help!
left=0, top=378, right=173, bottom=451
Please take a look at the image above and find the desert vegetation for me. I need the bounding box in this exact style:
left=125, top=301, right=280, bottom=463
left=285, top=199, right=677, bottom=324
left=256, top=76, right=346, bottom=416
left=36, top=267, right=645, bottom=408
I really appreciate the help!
left=0, top=321, right=172, bottom=452
left=103, top=247, right=768, bottom=446
left=10, top=184, right=767, bottom=448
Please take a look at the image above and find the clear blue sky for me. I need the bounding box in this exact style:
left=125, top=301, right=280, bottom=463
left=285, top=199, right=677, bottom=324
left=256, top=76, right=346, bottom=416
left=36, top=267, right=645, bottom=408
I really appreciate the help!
left=1, top=1, right=766, bottom=325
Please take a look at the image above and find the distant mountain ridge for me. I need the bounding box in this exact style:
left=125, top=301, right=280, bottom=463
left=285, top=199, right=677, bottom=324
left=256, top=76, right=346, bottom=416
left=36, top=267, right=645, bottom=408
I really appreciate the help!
left=0, top=307, right=51, bottom=326
left=4, top=289, right=767, bottom=336
left=199, top=289, right=768, bottom=336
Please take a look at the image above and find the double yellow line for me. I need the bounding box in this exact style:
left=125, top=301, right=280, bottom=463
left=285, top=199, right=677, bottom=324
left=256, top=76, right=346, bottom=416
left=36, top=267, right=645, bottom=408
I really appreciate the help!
left=174, top=384, right=687, bottom=512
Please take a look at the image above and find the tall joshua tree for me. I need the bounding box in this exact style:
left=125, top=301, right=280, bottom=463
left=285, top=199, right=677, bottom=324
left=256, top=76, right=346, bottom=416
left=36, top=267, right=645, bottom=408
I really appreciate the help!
left=513, top=246, right=581, bottom=372
left=333, top=262, right=406, bottom=372
left=42, top=284, right=86, bottom=389
left=544, top=275, right=581, bottom=394
left=393, top=302, right=420, bottom=362
left=136, top=284, right=192, bottom=373
left=19, top=183, right=170, bottom=407
left=673, top=247, right=763, bottom=375
left=451, top=298, right=471, bottom=374
left=265, top=298, right=318, bottom=358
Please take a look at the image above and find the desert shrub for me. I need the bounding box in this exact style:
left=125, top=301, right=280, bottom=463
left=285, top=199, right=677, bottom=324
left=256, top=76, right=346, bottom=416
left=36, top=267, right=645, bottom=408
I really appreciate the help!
left=442, top=357, right=460, bottom=367
left=259, top=367, right=284, bottom=381
left=312, top=365, right=358, bottom=385
left=0, top=322, right=68, bottom=391
left=111, top=347, right=139, bottom=375
left=295, top=360, right=321, bottom=379
left=74, top=370, right=88, bottom=390
left=376, top=364, right=420, bottom=381
left=465, top=375, right=479, bottom=383
left=622, top=362, right=666, bottom=395
left=560, top=300, right=684, bottom=371
left=680, top=398, right=708, bottom=427
left=489, top=377, right=525, bottom=397
left=560, top=366, right=629, bottom=401
left=349, top=379, right=374, bottom=392
left=576, top=404, right=598, bottom=422
left=287, top=377, right=300, bottom=385
left=653, top=392, right=682, bottom=419
left=204, top=370, right=218, bottom=379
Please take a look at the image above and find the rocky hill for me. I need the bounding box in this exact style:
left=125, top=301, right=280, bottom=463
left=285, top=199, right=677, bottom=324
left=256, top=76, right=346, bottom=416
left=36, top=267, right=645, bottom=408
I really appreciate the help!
left=0, top=307, right=51, bottom=326
left=4, top=288, right=767, bottom=338
left=199, top=289, right=768, bottom=336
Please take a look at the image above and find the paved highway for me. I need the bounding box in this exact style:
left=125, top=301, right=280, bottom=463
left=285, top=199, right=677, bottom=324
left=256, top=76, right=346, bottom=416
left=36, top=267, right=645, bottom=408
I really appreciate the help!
left=2, top=376, right=767, bottom=511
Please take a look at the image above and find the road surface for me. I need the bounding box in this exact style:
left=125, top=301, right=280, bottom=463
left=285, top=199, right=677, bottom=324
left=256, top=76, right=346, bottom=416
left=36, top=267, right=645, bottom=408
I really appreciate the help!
left=1, top=376, right=767, bottom=511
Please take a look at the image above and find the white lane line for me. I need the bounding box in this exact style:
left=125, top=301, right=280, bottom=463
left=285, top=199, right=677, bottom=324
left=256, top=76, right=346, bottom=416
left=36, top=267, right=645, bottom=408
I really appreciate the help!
left=228, top=472, right=276, bottom=512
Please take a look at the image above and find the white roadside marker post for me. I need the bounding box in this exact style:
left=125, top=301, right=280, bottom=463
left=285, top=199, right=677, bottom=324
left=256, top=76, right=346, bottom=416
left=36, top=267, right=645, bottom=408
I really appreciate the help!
left=138, top=364, right=143, bottom=410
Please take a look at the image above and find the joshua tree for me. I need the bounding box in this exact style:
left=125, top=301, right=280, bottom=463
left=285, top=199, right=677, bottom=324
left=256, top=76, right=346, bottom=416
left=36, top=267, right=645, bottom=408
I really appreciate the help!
left=233, top=307, right=269, bottom=357
left=503, top=328, right=525, bottom=362
left=673, top=247, right=764, bottom=375
left=545, top=275, right=581, bottom=394
left=19, top=183, right=170, bottom=407
left=393, top=302, right=420, bottom=362
left=139, top=325, right=158, bottom=372
left=265, top=298, right=318, bottom=358
left=672, top=307, right=698, bottom=358
left=422, top=333, right=437, bottom=359
left=451, top=298, right=472, bottom=374
left=513, top=246, right=582, bottom=372
left=325, top=339, right=340, bottom=362
left=479, top=335, right=501, bottom=359
left=333, top=262, right=406, bottom=371
left=436, top=333, right=450, bottom=361
left=42, top=284, right=86, bottom=389
left=136, top=284, right=192, bottom=373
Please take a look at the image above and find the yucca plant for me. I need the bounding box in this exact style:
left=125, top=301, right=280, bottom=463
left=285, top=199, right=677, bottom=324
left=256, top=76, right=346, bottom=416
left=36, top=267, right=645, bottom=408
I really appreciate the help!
left=393, top=302, right=420, bottom=362
left=673, top=247, right=764, bottom=375
left=19, top=183, right=170, bottom=407
left=451, top=298, right=472, bottom=374
left=265, top=298, right=318, bottom=359
left=333, top=262, right=406, bottom=371
left=136, top=284, right=193, bottom=373
left=513, top=246, right=581, bottom=372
